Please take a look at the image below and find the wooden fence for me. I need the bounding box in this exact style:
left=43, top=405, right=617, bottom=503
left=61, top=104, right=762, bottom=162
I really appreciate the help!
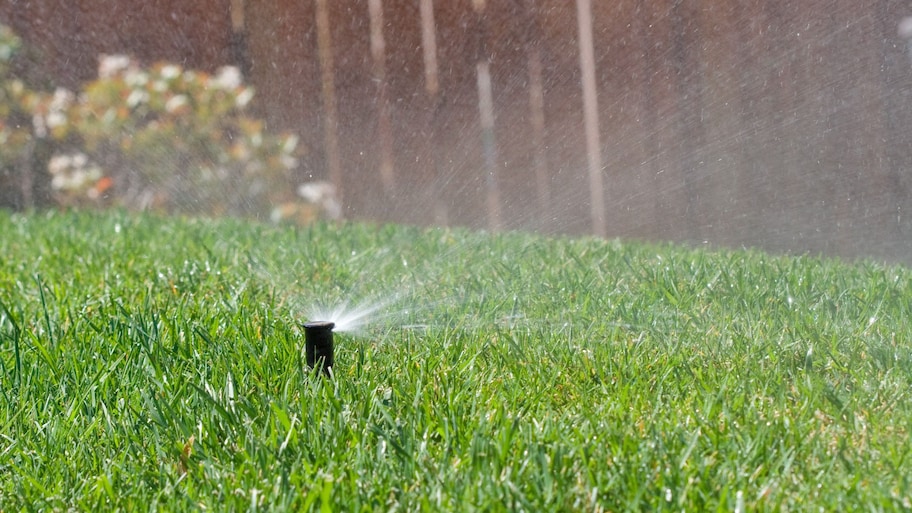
left=3, top=0, right=912, bottom=261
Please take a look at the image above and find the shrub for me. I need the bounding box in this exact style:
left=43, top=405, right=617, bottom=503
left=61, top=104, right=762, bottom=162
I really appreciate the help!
left=47, top=55, right=303, bottom=215
left=1, top=22, right=309, bottom=217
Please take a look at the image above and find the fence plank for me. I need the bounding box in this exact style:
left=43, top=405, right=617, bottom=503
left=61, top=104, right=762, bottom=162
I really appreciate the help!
left=368, top=0, right=396, bottom=192
left=575, top=0, right=606, bottom=237
left=314, top=0, right=343, bottom=200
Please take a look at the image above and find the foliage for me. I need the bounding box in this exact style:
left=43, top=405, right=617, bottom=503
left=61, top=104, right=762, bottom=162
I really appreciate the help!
left=0, top=24, right=306, bottom=217
left=48, top=55, right=303, bottom=215
left=1, top=209, right=911, bottom=510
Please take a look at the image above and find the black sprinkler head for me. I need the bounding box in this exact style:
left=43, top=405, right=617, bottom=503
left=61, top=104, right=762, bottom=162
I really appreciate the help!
left=303, top=321, right=335, bottom=376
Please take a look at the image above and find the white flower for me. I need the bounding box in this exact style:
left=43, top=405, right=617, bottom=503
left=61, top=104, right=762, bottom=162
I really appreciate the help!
left=50, top=88, right=74, bottom=111
left=123, top=69, right=149, bottom=88
left=98, top=54, right=132, bottom=79
left=235, top=88, right=254, bottom=109
left=213, top=66, right=242, bottom=90
left=72, top=152, right=88, bottom=169
left=297, top=181, right=342, bottom=220
left=71, top=169, right=88, bottom=188
left=151, top=79, right=169, bottom=93
left=160, top=64, right=182, bottom=81
left=281, top=134, right=299, bottom=154
left=126, top=89, right=149, bottom=108
left=51, top=174, right=68, bottom=190
left=36, top=88, right=75, bottom=131
left=48, top=152, right=101, bottom=192
left=48, top=154, right=72, bottom=175
left=297, top=181, right=334, bottom=204
left=165, top=94, right=189, bottom=114
left=46, top=111, right=66, bottom=129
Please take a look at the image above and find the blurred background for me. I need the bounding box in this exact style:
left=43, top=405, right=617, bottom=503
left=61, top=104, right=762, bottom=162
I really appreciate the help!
left=1, top=0, right=911, bottom=263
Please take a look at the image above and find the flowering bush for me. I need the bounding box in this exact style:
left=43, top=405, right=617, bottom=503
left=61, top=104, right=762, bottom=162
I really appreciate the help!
left=46, top=55, right=303, bottom=214
left=0, top=25, right=327, bottom=220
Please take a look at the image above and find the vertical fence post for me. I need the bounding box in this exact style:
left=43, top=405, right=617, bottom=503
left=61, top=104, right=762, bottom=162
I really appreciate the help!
left=472, top=0, right=503, bottom=231
left=420, top=0, right=439, bottom=97
left=368, top=0, right=395, bottom=192
left=575, top=0, right=606, bottom=237
left=314, top=0, right=343, bottom=202
left=419, top=0, right=448, bottom=224
left=521, top=0, right=551, bottom=225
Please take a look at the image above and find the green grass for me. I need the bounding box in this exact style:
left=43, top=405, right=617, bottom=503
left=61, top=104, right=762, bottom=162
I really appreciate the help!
left=1, top=209, right=911, bottom=511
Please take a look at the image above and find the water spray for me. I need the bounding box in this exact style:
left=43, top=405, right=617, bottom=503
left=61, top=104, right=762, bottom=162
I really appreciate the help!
left=303, top=321, right=335, bottom=376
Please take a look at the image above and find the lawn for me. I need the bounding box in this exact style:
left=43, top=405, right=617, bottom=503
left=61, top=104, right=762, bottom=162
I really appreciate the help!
left=0, top=210, right=910, bottom=511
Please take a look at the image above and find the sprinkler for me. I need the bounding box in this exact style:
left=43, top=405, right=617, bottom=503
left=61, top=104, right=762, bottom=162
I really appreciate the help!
left=303, top=321, right=335, bottom=376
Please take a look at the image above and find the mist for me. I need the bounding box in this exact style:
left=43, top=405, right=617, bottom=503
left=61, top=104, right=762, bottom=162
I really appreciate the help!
left=2, top=0, right=911, bottom=264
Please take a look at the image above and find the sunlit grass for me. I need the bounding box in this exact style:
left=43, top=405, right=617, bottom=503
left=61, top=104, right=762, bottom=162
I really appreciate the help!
left=0, top=209, right=910, bottom=510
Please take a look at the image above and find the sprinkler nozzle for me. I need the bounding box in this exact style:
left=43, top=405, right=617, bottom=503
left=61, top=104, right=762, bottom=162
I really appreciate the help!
left=303, top=321, right=335, bottom=376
